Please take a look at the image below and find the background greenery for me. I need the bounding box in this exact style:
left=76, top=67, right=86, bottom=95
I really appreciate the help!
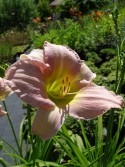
left=1, top=0, right=125, bottom=166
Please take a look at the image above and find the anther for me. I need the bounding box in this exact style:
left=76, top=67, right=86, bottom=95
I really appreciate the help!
left=60, top=86, right=62, bottom=91
left=66, top=76, right=69, bottom=83
left=68, top=82, right=71, bottom=92
left=59, top=76, right=71, bottom=97
left=62, top=79, right=65, bottom=84
left=64, top=86, right=66, bottom=92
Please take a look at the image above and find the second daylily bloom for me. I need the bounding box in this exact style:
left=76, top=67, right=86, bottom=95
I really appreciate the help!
left=5, top=41, right=124, bottom=140
left=0, top=77, right=12, bottom=117
left=0, top=77, right=12, bottom=101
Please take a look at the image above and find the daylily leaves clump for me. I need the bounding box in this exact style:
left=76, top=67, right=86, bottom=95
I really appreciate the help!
left=5, top=41, right=124, bottom=140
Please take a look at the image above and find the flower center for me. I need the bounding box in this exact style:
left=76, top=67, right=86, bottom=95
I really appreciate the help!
left=59, top=76, right=70, bottom=97
left=47, top=75, right=75, bottom=107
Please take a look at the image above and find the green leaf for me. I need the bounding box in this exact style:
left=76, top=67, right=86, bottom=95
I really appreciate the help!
left=0, top=158, right=11, bottom=167
left=12, top=159, right=66, bottom=167
left=114, top=160, right=125, bottom=167
left=75, top=134, right=85, bottom=153
left=59, top=125, right=90, bottom=166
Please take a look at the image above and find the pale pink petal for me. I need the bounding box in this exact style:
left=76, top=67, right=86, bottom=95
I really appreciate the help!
left=69, top=82, right=124, bottom=120
left=70, top=62, right=96, bottom=92
left=32, top=107, right=65, bottom=140
left=80, top=61, right=96, bottom=81
left=5, top=59, right=55, bottom=110
left=44, top=41, right=81, bottom=81
left=0, top=77, right=12, bottom=101
left=20, top=49, right=44, bottom=61
left=0, top=105, right=7, bottom=117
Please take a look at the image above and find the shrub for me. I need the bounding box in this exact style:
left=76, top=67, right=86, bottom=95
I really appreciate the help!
left=0, top=44, right=13, bottom=63
left=86, top=52, right=102, bottom=65
left=0, top=0, right=37, bottom=33
left=0, top=30, right=31, bottom=46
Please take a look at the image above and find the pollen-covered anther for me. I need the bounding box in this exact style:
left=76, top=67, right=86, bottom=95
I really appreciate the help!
left=66, top=76, right=69, bottom=82
left=59, top=76, right=70, bottom=97
left=62, top=79, right=65, bottom=85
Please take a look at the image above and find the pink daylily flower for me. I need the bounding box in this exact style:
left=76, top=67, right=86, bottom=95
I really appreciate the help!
left=0, top=77, right=12, bottom=101
left=0, top=77, right=12, bottom=118
left=5, top=41, right=124, bottom=140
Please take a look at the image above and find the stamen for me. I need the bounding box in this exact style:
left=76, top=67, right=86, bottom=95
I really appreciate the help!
left=59, top=76, right=71, bottom=97
left=48, top=75, right=71, bottom=99
left=67, top=82, right=70, bottom=92
left=49, top=80, right=58, bottom=91
left=66, top=76, right=69, bottom=83
left=63, top=86, right=66, bottom=92
left=60, top=86, right=62, bottom=91
left=62, top=79, right=65, bottom=84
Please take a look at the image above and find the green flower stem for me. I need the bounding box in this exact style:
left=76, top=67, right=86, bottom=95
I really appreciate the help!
left=2, top=100, right=23, bottom=158
left=116, top=56, right=125, bottom=94
left=27, top=105, right=35, bottom=167
left=115, top=46, right=120, bottom=90
left=103, top=109, right=114, bottom=166
left=0, top=158, right=7, bottom=167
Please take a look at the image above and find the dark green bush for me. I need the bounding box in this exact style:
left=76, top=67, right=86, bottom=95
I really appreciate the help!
left=0, top=44, right=13, bottom=63
left=100, top=57, right=117, bottom=76
left=86, top=52, right=102, bottom=65
left=0, top=0, right=37, bottom=33
left=100, top=48, right=116, bottom=61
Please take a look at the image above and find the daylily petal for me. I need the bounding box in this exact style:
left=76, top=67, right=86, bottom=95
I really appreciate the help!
left=32, top=107, right=65, bottom=140
left=44, top=41, right=81, bottom=81
left=0, top=77, right=12, bottom=101
left=5, top=58, right=55, bottom=110
left=69, top=82, right=124, bottom=120
left=70, top=61, right=96, bottom=92
left=0, top=105, right=7, bottom=117
left=80, top=61, right=96, bottom=81
left=20, top=49, right=44, bottom=61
